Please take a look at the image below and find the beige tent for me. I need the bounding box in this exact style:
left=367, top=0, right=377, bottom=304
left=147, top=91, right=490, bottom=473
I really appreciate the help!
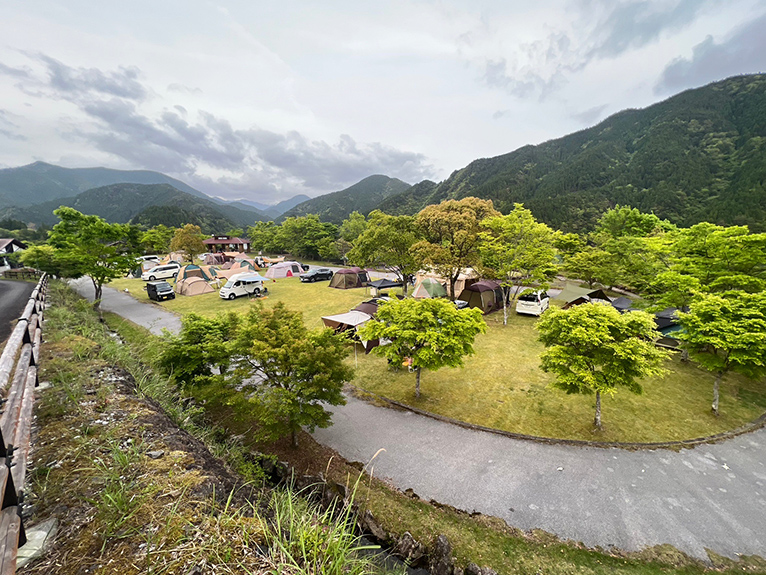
left=174, top=276, right=215, bottom=296
left=412, top=277, right=448, bottom=299
left=414, top=269, right=478, bottom=298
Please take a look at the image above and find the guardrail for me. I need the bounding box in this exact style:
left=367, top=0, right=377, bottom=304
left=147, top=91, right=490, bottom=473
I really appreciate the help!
left=0, top=274, right=47, bottom=573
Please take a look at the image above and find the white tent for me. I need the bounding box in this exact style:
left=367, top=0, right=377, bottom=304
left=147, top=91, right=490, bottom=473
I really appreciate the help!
left=264, top=261, right=304, bottom=279
left=321, top=310, right=372, bottom=332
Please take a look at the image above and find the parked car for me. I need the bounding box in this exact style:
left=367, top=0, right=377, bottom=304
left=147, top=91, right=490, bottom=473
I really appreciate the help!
left=300, top=268, right=334, bottom=282
left=137, top=254, right=160, bottom=262
left=219, top=273, right=267, bottom=299
left=515, top=290, right=550, bottom=316
left=141, top=263, right=181, bottom=281
left=145, top=281, right=175, bottom=301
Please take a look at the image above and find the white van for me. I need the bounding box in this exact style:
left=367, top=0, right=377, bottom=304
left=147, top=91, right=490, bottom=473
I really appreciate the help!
left=141, top=263, right=181, bottom=281
left=219, top=273, right=266, bottom=300
left=515, top=290, right=550, bottom=316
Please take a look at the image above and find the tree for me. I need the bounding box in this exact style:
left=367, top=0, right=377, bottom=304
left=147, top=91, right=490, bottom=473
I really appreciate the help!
left=357, top=298, right=486, bottom=398
left=347, top=211, right=421, bottom=295
left=536, top=304, right=668, bottom=429
left=48, top=207, right=141, bottom=309
left=478, top=204, right=558, bottom=325
left=247, top=221, right=281, bottom=254
left=159, top=312, right=240, bottom=387
left=562, top=247, right=619, bottom=289
left=230, top=303, right=352, bottom=447
left=411, top=198, right=500, bottom=299
left=338, top=211, right=367, bottom=243
left=170, top=223, right=206, bottom=262
left=678, top=291, right=766, bottom=416
left=140, top=224, right=175, bottom=254
left=275, top=215, right=337, bottom=260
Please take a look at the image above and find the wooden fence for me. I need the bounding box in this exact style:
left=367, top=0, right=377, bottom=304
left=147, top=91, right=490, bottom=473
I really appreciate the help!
left=1, top=270, right=42, bottom=281
left=0, top=274, right=47, bottom=573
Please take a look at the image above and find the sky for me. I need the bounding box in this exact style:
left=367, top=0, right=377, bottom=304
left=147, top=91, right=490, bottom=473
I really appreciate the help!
left=1, top=1, right=766, bottom=205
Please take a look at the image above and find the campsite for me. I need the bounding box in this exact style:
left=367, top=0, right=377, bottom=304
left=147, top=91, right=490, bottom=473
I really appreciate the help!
left=108, top=267, right=766, bottom=444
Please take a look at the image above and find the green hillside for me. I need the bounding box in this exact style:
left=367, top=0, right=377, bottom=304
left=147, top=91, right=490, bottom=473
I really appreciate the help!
left=381, top=74, right=766, bottom=232
left=278, top=175, right=412, bottom=224
left=0, top=161, right=210, bottom=208
left=1, top=183, right=266, bottom=233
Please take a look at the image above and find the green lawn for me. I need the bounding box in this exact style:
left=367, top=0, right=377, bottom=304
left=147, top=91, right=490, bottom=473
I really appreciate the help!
left=108, top=276, right=766, bottom=443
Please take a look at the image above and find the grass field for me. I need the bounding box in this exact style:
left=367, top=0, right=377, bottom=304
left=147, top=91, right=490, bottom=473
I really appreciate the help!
left=108, top=276, right=766, bottom=443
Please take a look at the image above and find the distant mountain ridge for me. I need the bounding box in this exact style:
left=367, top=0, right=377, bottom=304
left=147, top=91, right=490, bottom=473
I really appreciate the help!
left=1, top=183, right=266, bottom=234
left=279, top=175, right=411, bottom=224
left=379, top=74, right=766, bottom=232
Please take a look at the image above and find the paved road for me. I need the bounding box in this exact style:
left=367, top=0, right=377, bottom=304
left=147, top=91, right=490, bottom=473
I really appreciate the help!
left=68, top=281, right=766, bottom=560
left=0, top=279, right=35, bottom=342
left=69, top=277, right=181, bottom=335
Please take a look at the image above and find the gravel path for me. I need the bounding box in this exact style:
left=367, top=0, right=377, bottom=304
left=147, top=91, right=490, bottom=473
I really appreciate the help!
left=69, top=279, right=766, bottom=561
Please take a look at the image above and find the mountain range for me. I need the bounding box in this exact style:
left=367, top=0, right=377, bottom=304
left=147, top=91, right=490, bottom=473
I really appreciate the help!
left=1, top=74, right=765, bottom=233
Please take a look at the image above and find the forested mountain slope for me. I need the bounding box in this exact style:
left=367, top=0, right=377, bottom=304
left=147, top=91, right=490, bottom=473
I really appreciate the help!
left=381, top=74, right=766, bottom=232
left=279, top=175, right=412, bottom=224
left=1, top=183, right=266, bottom=233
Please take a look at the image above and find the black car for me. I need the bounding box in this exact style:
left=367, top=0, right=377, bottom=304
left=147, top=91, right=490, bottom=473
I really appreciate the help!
left=300, top=268, right=334, bottom=282
left=145, top=281, right=175, bottom=301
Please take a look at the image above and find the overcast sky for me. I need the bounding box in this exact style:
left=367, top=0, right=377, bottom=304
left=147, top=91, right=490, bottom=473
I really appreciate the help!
left=1, top=1, right=765, bottom=204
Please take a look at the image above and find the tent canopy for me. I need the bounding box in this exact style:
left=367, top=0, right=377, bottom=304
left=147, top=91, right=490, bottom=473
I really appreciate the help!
left=368, top=278, right=402, bottom=290
left=329, top=267, right=370, bottom=289
left=465, top=279, right=502, bottom=293
left=178, top=264, right=217, bottom=281
left=412, top=277, right=447, bottom=299
left=175, top=276, right=215, bottom=296
left=264, top=260, right=304, bottom=278
left=457, top=281, right=504, bottom=314
left=321, top=310, right=372, bottom=332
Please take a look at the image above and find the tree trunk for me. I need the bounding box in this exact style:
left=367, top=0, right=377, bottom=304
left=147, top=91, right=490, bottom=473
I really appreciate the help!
left=402, top=278, right=409, bottom=297
left=712, top=371, right=722, bottom=416
left=594, top=390, right=602, bottom=429
left=291, top=428, right=298, bottom=448
left=92, top=279, right=103, bottom=311
left=680, top=348, right=689, bottom=363
left=415, top=368, right=421, bottom=398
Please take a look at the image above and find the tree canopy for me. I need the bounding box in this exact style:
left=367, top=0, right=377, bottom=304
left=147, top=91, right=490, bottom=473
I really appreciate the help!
left=47, top=206, right=141, bottom=308
left=478, top=203, right=558, bottom=324
left=170, top=223, right=206, bottom=262
left=411, top=197, right=500, bottom=299
left=357, top=298, right=486, bottom=398
left=678, top=291, right=766, bottom=416
left=536, top=304, right=668, bottom=429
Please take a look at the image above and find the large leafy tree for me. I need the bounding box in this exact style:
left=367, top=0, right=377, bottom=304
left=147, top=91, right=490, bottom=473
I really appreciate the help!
left=48, top=207, right=141, bottom=309
left=231, top=303, right=352, bottom=447
left=276, top=215, right=337, bottom=260
left=247, top=221, right=282, bottom=254
left=678, top=291, right=766, bottom=416
left=478, top=203, right=558, bottom=325
left=562, top=247, right=619, bottom=289
left=357, top=298, right=486, bottom=398
left=673, top=223, right=766, bottom=292
left=338, top=211, right=368, bottom=243
left=347, top=210, right=421, bottom=295
left=536, top=304, right=668, bottom=429
left=170, top=223, right=206, bottom=261
left=411, top=197, right=500, bottom=299
left=140, top=224, right=176, bottom=254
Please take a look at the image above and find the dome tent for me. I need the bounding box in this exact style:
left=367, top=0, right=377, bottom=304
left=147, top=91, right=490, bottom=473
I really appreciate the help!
left=328, top=267, right=370, bottom=289
left=412, top=277, right=447, bottom=299
left=175, top=276, right=215, bottom=296
left=177, top=264, right=218, bottom=282
left=264, top=261, right=304, bottom=279
left=457, top=280, right=504, bottom=314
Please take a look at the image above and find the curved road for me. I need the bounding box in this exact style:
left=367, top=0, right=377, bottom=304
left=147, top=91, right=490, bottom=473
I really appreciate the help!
left=71, top=280, right=766, bottom=561
left=0, top=279, right=35, bottom=342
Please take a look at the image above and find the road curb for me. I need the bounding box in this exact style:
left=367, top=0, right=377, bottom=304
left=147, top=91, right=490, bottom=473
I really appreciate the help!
left=350, top=386, right=766, bottom=451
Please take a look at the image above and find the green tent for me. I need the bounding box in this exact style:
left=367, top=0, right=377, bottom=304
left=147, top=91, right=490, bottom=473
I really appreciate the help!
left=412, top=278, right=448, bottom=299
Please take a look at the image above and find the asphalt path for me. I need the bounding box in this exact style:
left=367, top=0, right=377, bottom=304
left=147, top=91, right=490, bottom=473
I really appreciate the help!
left=0, top=279, right=35, bottom=342
left=67, top=279, right=766, bottom=561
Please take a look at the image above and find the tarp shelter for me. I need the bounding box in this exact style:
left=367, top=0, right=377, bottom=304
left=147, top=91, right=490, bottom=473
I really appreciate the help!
left=414, top=269, right=477, bottom=298
left=352, top=297, right=392, bottom=317
left=328, top=267, right=370, bottom=289
left=563, top=289, right=612, bottom=309
left=412, top=277, right=448, bottom=299
left=655, top=307, right=682, bottom=333
left=321, top=310, right=372, bottom=333
left=457, top=280, right=504, bottom=314
left=161, top=252, right=185, bottom=265
left=178, top=264, right=218, bottom=282
left=611, top=296, right=633, bottom=313
left=368, top=278, right=403, bottom=296
left=552, top=283, right=593, bottom=302
left=175, top=276, right=215, bottom=296
left=264, top=261, right=304, bottom=278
